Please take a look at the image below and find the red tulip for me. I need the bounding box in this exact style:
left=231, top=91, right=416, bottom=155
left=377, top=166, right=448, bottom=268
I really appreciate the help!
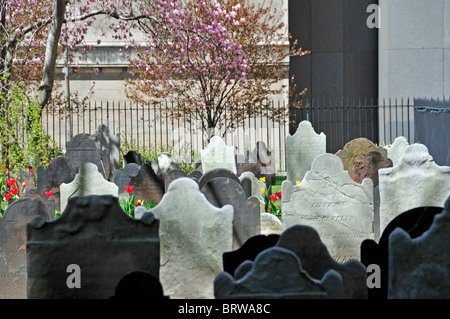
left=28, top=168, right=34, bottom=173
left=124, top=185, right=135, bottom=193
left=10, top=187, right=19, bottom=196
left=45, top=190, right=52, bottom=198
left=275, top=191, right=282, bottom=199
left=5, top=179, right=17, bottom=187
left=270, top=194, right=277, bottom=202
left=3, top=193, right=11, bottom=201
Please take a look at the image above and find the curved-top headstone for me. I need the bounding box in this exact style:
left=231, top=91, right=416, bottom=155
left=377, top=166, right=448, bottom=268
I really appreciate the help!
left=197, top=168, right=240, bottom=191
left=201, top=177, right=260, bottom=249
left=378, top=143, right=450, bottom=233
left=282, top=153, right=374, bottom=262
left=200, top=136, right=237, bottom=174
left=286, top=121, right=326, bottom=184
left=129, top=163, right=165, bottom=204
left=214, top=246, right=344, bottom=299
left=114, top=163, right=141, bottom=195
left=65, top=133, right=102, bottom=173
left=276, top=225, right=368, bottom=299
left=384, top=136, right=410, bottom=166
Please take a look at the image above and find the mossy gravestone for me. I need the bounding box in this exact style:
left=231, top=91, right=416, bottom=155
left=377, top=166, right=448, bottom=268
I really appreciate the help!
left=26, top=195, right=159, bottom=299
left=0, top=198, right=53, bottom=299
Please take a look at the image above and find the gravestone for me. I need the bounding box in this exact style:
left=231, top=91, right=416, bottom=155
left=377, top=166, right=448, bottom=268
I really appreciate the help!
left=149, top=177, right=233, bottom=299
left=123, top=150, right=145, bottom=166
left=60, top=163, right=119, bottom=212
left=201, top=177, right=260, bottom=249
left=361, top=205, right=444, bottom=299
left=151, top=152, right=179, bottom=182
left=384, top=136, right=409, bottom=166
left=164, top=169, right=187, bottom=193
left=26, top=195, right=160, bottom=299
left=90, top=124, right=121, bottom=181
left=286, top=121, right=326, bottom=184
left=65, top=133, right=103, bottom=174
left=247, top=141, right=276, bottom=186
left=0, top=197, right=52, bottom=299
left=282, top=154, right=374, bottom=262
left=197, top=168, right=240, bottom=191
left=110, top=271, right=168, bottom=299
left=36, top=157, right=76, bottom=213
left=222, top=234, right=280, bottom=276
left=200, top=136, right=237, bottom=174
left=17, top=170, right=35, bottom=192
left=113, top=163, right=141, bottom=195
left=260, top=213, right=283, bottom=235
left=378, top=143, right=450, bottom=233
left=214, top=246, right=344, bottom=299
left=129, top=164, right=165, bottom=205
left=353, top=151, right=393, bottom=187
left=335, top=137, right=388, bottom=181
left=388, top=197, right=450, bottom=299
left=188, top=169, right=202, bottom=181
left=235, top=154, right=261, bottom=178
left=276, top=225, right=368, bottom=299
left=239, top=172, right=266, bottom=213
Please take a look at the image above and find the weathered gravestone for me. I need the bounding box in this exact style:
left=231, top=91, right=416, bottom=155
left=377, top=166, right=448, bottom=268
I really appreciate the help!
left=384, top=136, right=410, bottom=166
left=151, top=152, right=179, bottom=183
left=235, top=154, right=261, bottom=178
left=17, top=169, right=35, bottom=192
left=164, top=168, right=187, bottom=193
left=110, top=271, right=168, bottom=299
left=239, top=171, right=266, bottom=213
left=214, top=246, right=344, bottom=299
left=260, top=212, right=283, bottom=235
left=188, top=169, right=203, bottom=181
left=90, top=124, right=121, bottom=181
left=129, top=163, right=165, bottom=205
left=0, top=198, right=52, bottom=299
left=149, top=178, right=233, bottom=299
left=247, top=141, right=276, bottom=186
left=276, top=225, right=368, bottom=299
left=200, top=136, right=237, bottom=174
left=113, top=163, right=141, bottom=195
left=222, top=234, right=280, bottom=276
left=336, top=137, right=388, bottom=181
left=65, top=133, right=103, bottom=174
left=361, top=205, right=444, bottom=299
left=286, top=121, right=326, bottom=184
left=123, top=150, right=145, bottom=166
left=282, top=154, right=374, bottom=262
left=378, top=143, right=450, bottom=233
left=198, top=168, right=251, bottom=200
left=201, top=177, right=260, bottom=249
left=388, top=196, right=450, bottom=299
left=353, top=151, right=393, bottom=187
left=26, top=195, right=160, bottom=299
left=60, top=163, right=119, bottom=212
left=36, top=157, right=76, bottom=213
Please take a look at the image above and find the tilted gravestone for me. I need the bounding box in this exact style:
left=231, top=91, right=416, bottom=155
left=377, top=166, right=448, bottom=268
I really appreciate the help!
left=222, top=234, right=280, bottom=276
left=90, top=124, right=121, bottom=181
left=282, top=154, right=374, bottom=262
left=286, top=121, right=326, bottom=184
left=59, top=163, right=119, bottom=212
left=361, top=205, right=443, bottom=299
left=36, top=157, right=76, bottom=213
left=335, top=137, right=388, bottom=181
left=200, top=136, right=237, bottom=174
left=388, top=197, right=450, bottom=299
left=201, top=177, right=260, bottom=249
left=26, top=195, right=160, bottom=299
left=378, top=143, right=450, bottom=233
left=113, top=163, right=141, bottom=195
left=214, top=246, right=344, bottom=299
left=0, top=197, right=53, bottom=299
left=276, top=225, right=368, bottom=299
left=353, top=151, right=393, bottom=187
left=164, top=168, right=187, bottom=193
left=129, top=164, right=165, bottom=205
left=149, top=177, right=233, bottom=299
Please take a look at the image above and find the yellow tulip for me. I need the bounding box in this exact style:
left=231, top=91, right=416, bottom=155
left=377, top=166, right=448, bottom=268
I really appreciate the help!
left=259, top=177, right=266, bottom=183
left=260, top=188, right=265, bottom=194
left=296, top=181, right=300, bottom=185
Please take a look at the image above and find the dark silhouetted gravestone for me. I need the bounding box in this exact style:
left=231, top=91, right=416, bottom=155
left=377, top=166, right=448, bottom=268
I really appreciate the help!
left=361, top=205, right=444, bottom=299
left=110, top=271, right=168, bottom=299
left=198, top=168, right=251, bottom=199
left=223, top=234, right=279, bottom=276
left=235, top=154, right=262, bottom=178
left=36, top=157, right=76, bottom=213
left=388, top=197, right=450, bottom=299
left=164, top=169, right=187, bottom=193
left=214, top=246, right=344, bottom=299
left=65, top=133, right=102, bottom=174
left=114, top=163, right=141, bottom=195
left=0, top=197, right=53, bottom=299
left=26, top=195, right=159, bottom=299
left=276, top=225, right=368, bottom=299
left=201, top=177, right=260, bottom=249
left=123, top=150, right=145, bottom=166
left=129, top=164, right=165, bottom=205
left=188, top=169, right=202, bottom=182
